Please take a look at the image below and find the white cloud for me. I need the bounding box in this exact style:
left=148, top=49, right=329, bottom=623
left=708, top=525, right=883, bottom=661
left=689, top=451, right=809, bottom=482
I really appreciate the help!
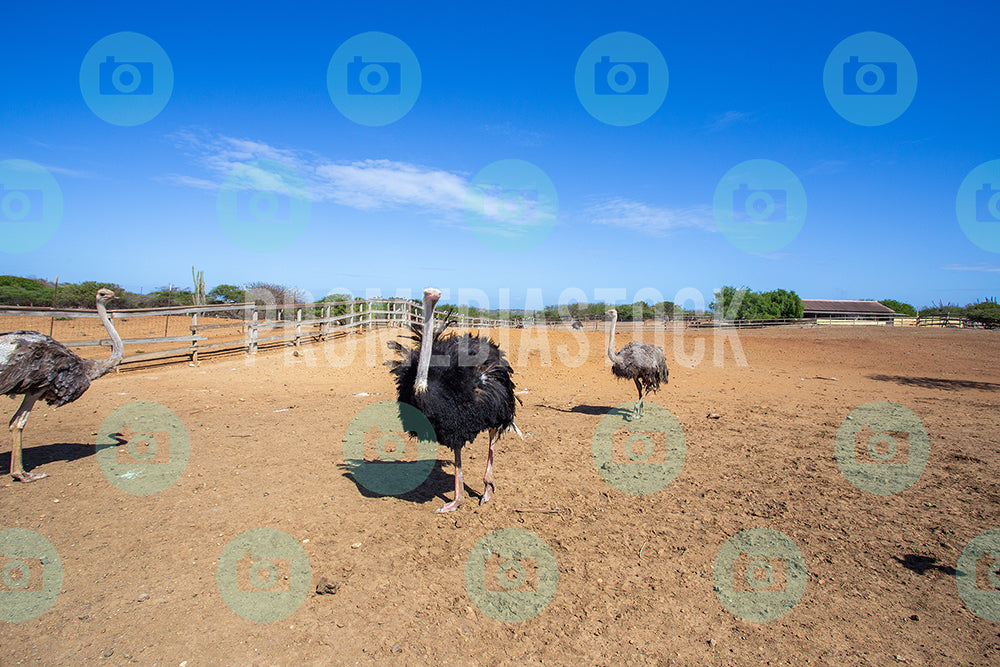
left=803, top=159, right=848, bottom=176
left=313, top=160, right=467, bottom=211
left=165, top=129, right=467, bottom=215
left=941, top=263, right=1000, bottom=273
left=585, top=197, right=716, bottom=236
left=37, top=164, right=98, bottom=179
left=705, top=110, right=753, bottom=132
left=164, top=129, right=715, bottom=241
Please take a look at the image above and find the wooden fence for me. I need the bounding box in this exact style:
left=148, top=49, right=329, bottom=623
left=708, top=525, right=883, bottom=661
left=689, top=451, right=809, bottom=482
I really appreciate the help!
left=0, top=302, right=984, bottom=371
left=0, top=298, right=517, bottom=369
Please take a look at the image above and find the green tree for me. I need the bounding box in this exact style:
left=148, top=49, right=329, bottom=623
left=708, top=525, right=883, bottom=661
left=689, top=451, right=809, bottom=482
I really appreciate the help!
left=879, top=299, right=917, bottom=317
left=966, top=299, right=1000, bottom=328
left=712, top=286, right=803, bottom=320
left=316, top=293, right=354, bottom=318
left=0, top=276, right=52, bottom=306
left=919, top=301, right=965, bottom=318
left=208, top=284, right=246, bottom=304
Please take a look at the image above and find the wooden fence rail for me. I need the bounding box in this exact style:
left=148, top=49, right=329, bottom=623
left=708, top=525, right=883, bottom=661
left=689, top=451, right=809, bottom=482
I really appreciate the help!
left=0, top=302, right=982, bottom=370
left=0, top=299, right=518, bottom=368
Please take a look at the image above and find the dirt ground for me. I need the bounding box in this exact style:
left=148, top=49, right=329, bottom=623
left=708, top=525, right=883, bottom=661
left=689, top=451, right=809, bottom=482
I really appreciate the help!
left=1, top=324, right=999, bottom=666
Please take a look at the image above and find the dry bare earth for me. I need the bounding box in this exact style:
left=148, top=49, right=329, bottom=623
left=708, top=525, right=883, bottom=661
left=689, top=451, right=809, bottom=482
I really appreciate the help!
left=1, top=325, right=999, bottom=666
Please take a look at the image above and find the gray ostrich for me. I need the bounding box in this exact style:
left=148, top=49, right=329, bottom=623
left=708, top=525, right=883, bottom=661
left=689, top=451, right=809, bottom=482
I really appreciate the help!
left=606, top=308, right=669, bottom=419
left=0, top=289, right=124, bottom=481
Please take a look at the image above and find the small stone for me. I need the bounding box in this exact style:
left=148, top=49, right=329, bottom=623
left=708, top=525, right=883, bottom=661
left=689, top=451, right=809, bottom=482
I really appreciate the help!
left=909, top=614, right=919, bottom=621
left=709, top=638, right=716, bottom=647
left=103, top=648, right=114, bottom=658
left=391, top=645, right=403, bottom=654
left=351, top=542, right=362, bottom=549
left=315, top=577, right=340, bottom=595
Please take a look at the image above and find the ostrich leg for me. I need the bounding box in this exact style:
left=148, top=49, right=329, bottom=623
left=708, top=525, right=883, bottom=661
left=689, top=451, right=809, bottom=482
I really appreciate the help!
left=481, top=428, right=498, bottom=505
left=633, top=378, right=645, bottom=420
left=436, top=447, right=464, bottom=514
left=9, top=394, right=46, bottom=482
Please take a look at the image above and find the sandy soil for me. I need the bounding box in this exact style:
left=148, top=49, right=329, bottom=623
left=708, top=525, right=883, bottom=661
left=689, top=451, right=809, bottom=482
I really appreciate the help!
left=1, top=324, right=999, bottom=666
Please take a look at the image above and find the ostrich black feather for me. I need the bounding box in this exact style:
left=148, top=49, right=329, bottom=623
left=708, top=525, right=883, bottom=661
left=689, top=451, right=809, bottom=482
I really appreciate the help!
left=388, top=324, right=518, bottom=452
left=0, top=331, right=95, bottom=407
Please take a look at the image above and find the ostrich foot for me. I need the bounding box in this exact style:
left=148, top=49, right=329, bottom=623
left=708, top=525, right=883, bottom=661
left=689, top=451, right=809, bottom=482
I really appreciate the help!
left=435, top=499, right=463, bottom=514
left=480, top=482, right=495, bottom=506
left=12, top=470, right=48, bottom=482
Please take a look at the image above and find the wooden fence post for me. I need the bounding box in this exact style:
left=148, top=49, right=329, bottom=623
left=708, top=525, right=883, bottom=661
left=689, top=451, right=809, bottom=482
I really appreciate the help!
left=295, top=308, right=302, bottom=350
left=251, top=307, right=258, bottom=355
left=191, top=312, right=198, bottom=364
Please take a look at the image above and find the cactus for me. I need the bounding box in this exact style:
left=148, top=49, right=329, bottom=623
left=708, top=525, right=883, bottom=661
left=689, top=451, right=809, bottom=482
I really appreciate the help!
left=192, top=267, right=206, bottom=305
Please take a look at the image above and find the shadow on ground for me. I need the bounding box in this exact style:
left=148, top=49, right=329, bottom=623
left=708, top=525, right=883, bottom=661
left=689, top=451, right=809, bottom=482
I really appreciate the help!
left=869, top=374, right=1000, bottom=392
left=20, top=441, right=98, bottom=473
left=540, top=403, right=623, bottom=416
left=895, top=554, right=957, bottom=576
left=338, top=458, right=488, bottom=507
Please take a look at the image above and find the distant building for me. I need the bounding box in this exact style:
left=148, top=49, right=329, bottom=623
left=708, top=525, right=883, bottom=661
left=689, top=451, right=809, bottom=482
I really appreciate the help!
left=802, top=299, right=898, bottom=322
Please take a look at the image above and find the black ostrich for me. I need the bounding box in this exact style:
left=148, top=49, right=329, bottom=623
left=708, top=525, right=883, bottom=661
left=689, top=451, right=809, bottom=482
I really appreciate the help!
left=388, top=288, right=520, bottom=513
left=0, top=289, right=124, bottom=481
left=606, top=308, right=669, bottom=419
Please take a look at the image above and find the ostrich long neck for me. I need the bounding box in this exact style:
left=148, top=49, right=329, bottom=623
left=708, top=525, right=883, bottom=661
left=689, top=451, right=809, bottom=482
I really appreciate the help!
left=607, top=312, right=622, bottom=364
left=89, top=300, right=124, bottom=379
left=414, top=295, right=437, bottom=395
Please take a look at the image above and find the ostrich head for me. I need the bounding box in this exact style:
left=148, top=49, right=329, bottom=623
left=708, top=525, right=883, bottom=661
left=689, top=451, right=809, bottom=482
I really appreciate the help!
left=414, top=288, right=442, bottom=395
left=606, top=309, right=618, bottom=320
left=96, top=288, right=116, bottom=304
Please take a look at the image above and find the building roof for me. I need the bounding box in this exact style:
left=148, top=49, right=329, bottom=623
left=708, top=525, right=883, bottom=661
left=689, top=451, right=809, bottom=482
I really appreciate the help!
left=801, top=299, right=897, bottom=315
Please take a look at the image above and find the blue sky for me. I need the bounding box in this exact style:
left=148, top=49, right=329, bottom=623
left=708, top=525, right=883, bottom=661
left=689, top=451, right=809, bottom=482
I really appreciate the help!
left=2, top=1, right=998, bottom=310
